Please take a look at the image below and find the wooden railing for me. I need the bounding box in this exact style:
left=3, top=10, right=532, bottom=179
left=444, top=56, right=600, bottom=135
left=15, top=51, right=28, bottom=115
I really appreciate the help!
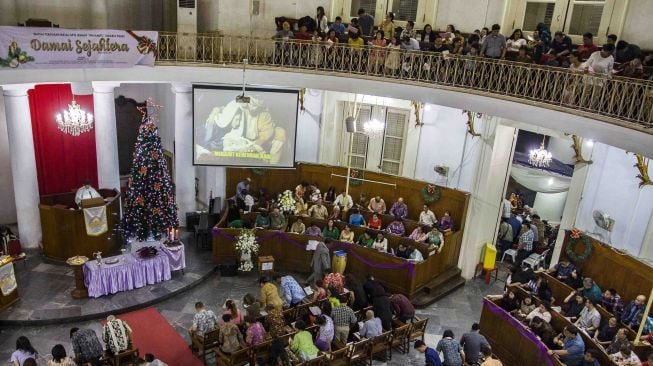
left=155, top=32, right=653, bottom=132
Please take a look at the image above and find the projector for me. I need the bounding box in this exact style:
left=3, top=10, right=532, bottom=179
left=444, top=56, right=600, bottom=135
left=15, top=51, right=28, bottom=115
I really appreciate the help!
left=236, top=95, right=250, bottom=104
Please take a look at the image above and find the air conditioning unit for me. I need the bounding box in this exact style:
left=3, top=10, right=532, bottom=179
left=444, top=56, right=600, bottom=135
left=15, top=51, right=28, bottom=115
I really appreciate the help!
left=434, top=165, right=449, bottom=177
left=177, top=0, right=197, bottom=60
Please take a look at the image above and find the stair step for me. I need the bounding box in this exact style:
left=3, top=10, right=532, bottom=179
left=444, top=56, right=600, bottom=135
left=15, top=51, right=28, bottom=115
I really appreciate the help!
left=423, top=267, right=462, bottom=294
left=412, top=276, right=466, bottom=308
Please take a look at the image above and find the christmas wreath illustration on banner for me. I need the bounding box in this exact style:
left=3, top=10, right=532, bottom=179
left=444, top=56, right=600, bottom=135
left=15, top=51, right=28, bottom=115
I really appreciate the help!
left=421, top=184, right=441, bottom=204
left=565, top=228, right=593, bottom=262
left=350, top=169, right=364, bottom=186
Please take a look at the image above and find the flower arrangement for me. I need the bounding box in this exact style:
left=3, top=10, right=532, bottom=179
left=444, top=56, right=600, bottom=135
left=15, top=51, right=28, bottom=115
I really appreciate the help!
left=277, top=190, right=298, bottom=215
left=235, top=229, right=259, bottom=272
left=421, top=184, right=441, bottom=204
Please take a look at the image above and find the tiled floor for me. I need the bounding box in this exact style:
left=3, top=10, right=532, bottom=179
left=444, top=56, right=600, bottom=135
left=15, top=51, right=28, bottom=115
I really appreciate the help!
left=0, top=233, right=507, bottom=365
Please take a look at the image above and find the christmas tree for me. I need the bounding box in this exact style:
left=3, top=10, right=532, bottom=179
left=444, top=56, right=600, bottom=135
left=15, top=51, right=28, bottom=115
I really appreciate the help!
left=122, top=99, right=179, bottom=241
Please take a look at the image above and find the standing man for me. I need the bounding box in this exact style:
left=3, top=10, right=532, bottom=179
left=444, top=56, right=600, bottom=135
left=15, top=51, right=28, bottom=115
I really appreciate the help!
left=357, top=8, right=375, bottom=37
left=236, top=177, right=251, bottom=209
left=516, top=221, right=534, bottom=265
left=480, top=24, right=506, bottom=59
left=75, top=179, right=101, bottom=207
left=460, top=323, right=490, bottom=365
left=306, top=241, right=331, bottom=285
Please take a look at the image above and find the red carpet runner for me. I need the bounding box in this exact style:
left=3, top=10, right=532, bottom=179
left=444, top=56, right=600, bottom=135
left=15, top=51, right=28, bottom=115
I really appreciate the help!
left=101, top=307, right=203, bottom=366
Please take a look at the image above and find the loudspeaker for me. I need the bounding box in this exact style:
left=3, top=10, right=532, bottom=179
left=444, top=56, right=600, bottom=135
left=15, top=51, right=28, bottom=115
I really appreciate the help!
left=345, top=116, right=357, bottom=133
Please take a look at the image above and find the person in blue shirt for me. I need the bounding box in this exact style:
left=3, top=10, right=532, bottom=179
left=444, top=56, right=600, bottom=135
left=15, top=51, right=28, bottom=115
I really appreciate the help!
left=328, top=16, right=345, bottom=35
left=414, top=340, right=442, bottom=366
left=577, top=278, right=602, bottom=304
left=274, top=274, right=306, bottom=307
left=348, top=209, right=366, bottom=226
left=582, top=349, right=600, bottom=366
left=548, top=326, right=585, bottom=366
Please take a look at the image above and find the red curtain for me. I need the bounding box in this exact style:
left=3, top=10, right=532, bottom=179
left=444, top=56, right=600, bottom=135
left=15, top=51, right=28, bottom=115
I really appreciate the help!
left=28, top=84, right=98, bottom=196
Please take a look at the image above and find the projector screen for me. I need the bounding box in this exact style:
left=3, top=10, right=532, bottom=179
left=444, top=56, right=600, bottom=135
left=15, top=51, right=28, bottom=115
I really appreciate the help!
left=193, top=85, right=299, bottom=168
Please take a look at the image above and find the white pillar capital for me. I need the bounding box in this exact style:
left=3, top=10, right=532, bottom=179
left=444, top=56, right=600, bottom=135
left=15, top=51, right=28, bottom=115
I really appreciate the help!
left=91, top=81, right=121, bottom=94
left=2, top=83, right=35, bottom=97
left=171, top=83, right=192, bottom=94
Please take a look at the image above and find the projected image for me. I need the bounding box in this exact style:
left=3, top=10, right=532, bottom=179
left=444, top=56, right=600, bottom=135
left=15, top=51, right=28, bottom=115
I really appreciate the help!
left=193, top=86, right=299, bottom=167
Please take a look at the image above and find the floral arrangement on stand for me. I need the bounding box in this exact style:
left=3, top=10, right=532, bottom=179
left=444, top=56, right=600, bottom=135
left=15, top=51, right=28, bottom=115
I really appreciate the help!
left=565, top=228, right=593, bottom=262
left=277, top=190, right=299, bottom=215
left=421, top=184, right=441, bottom=204
left=235, top=229, right=259, bottom=272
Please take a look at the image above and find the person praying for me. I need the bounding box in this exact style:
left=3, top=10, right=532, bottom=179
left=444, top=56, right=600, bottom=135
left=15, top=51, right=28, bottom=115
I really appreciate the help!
left=75, top=179, right=101, bottom=208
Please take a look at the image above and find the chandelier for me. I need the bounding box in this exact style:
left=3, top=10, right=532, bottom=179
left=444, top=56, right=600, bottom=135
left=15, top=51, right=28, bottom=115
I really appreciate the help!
left=529, top=135, right=552, bottom=168
left=363, top=118, right=385, bottom=138
left=55, top=100, right=94, bottom=136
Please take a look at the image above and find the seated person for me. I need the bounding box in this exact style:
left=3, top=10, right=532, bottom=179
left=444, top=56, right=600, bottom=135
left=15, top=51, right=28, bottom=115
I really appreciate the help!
left=188, top=302, right=218, bottom=349
left=70, top=328, right=104, bottom=364
left=386, top=216, right=406, bottom=236
left=601, top=289, right=624, bottom=318
left=577, top=278, right=602, bottom=304
left=290, top=218, right=306, bottom=234
left=348, top=208, right=367, bottom=226
left=593, top=316, right=618, bottom=348
left=368, top=196, right=386, bottom=214
left=562, top=292, right=586, bottom=321
left=389, top=198, right=408, bottom=219
left=307, top=199, right=329, bottom=220
left=368, top=213, right=383, bottom=230
left=274, top=274, right=306, bottom=307
left=322, top=219, right=340, bottom=240
left=323, top=271, right=346, bottom=295
left=642, top=353, right=653, bottom=366
left=329, top=204, right=343, bottom=221
left=273, top=21, right=294, bottom=40
left=242, top=293, right=261, bottom=318
left=514, top=294, right=536, bottom=319
left=408, top=225, right=428, bottom=242
left=290, top=320, right=319, bottom=361
left=357, top=230, right=375, bottom=248
left=390, top=293, right=415, bottom=322
left=609, top=344, right=641, bottom=365
left=270, top=208, right=287, bottom=231
left=102, top=315, right=133, bottom=356
left=622, top=295, right=647, bottom=328
left=221, top=299, right=244, bottom=324
left=395, top=242, right=410, bottom=259
left=294, top=25, right=312, bottom=41
left=546, top=258, right=576, bottom=282
left=219, top=314, right=245, bottom=355
left=339, top=224, right=355, bottom=243
left=525, top=300, right=552, bottom=323
left=529, top=316, right=555, bottom=349
left=425, top=226, right=444, bottom=252
left=333, top=189, right=353, bottom=211
left=438, top=210, right=454, bottom=232
left=255, top=210, right=271, bottom=229
left=75, top=179, right=101, bottom=207
left=407, top=246, right=424, bottom=261
left=418, top=204, right=437, bottom=227
left=314, top=314, right=334, bottom=352
left=328, top=16, right=345, bottom=35
left=244, top=316, right=267, bottom=347
left=357, top=192, right=370, bottom=210
left=575, top=298, right=601, bottom=336
left=373, top=232, right=388, bottom=252
left=305, top=224, right=323, bottom=237
left=311, top=279, right=328, bottom=302
left=606, top=328, right=630, bottom=355
left=548, top=326, right=585, bottom=366
left=360, top=310, right=383, bottom=338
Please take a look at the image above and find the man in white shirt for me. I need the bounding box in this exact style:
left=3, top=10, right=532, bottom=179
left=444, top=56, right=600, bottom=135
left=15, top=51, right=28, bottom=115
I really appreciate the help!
left=400, top=36, right=420, bottom=51
left=582, top=44, right=615, bottom=84
left=418, top=204, right=437, bottom=227
left=333, top=190, right=353, bottom=211
left=75, top=179, right=101, bottom=207
left=502, top=198, right=511, bottom=219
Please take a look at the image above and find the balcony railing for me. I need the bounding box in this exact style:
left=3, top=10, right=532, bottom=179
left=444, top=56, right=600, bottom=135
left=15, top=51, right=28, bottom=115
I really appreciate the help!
left=156, top=32, right=653, bottom=131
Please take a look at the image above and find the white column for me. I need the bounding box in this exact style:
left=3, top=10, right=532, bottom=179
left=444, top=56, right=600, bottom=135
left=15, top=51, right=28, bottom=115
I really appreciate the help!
left=171, top=83, right=195, bottom=225
left=458, top=120, right=518, bottom=279
left=640, top=214, right=653, bottom=261
left=92, top=82, right=121, bottom=191
left=2, top=84, right=41, bottom=248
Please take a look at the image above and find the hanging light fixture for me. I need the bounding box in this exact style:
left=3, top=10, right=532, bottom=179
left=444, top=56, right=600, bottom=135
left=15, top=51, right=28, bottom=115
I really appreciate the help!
left=55, top=99, right=94, bottom=136
left=529, top=134, right=553, bottom=168
left=363, top=117, right=385, bottom=138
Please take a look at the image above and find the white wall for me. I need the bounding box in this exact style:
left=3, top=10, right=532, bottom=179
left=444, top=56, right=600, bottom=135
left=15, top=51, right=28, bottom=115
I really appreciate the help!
left=295, top=89, right=323, bottom=163
left=575, top=142, right=653, bottom=256
left=533, top=191, right=567, bottom=223
left=435, top=0, right=506, bottom=32
left=0, top=93, right=17, bottom=225
left=621, top=0, right=653, bottom=50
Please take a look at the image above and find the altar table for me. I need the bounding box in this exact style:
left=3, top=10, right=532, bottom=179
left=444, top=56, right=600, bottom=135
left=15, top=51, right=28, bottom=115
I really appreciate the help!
left=130, top=240, right=186, bottom=272
left=83, top=252, right=171, bottom=298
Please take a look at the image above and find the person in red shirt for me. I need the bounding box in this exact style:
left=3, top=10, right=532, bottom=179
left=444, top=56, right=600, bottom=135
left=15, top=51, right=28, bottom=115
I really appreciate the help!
left=368, top=213, right=383, bottom=230
left=390, top=293, right=415, bottom=322
left=577, top=32, right=599, bottom=61
left=294, top=25, right=313, bottom=41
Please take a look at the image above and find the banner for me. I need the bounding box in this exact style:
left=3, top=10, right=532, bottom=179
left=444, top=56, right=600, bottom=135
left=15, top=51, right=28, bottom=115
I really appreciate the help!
left=0, top=27, right=157, bottom=69
left=83, top=206, right=108, bottom=236
left=0, top=262, right=17, bottom=296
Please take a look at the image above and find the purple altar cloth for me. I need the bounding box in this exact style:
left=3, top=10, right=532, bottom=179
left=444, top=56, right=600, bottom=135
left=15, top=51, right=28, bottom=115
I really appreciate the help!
left=83, top=252, right=171, bottom=298
left=160, top=244, right=186, bottom=271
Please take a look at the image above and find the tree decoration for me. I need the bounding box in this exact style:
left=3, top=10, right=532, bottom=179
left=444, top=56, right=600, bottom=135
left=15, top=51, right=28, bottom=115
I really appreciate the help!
left=570, top=135, right=593, bottom=165
left=463, top=110, right=482, bottom=137
left=632, top=153, right=652, bottom=188
left=235, top=229, right=259, bottom=272
left=122, top=99, right=179, bottom=241
left=350, top=169, right=364, bottom=186
left=421, top=184, right=441, bottom=204
left=565, top=228, right=593, bottom=262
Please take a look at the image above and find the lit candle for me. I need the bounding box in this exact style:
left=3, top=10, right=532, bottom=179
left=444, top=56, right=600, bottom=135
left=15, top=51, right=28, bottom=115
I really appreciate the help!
left=175, top=229, right=179, bottom=241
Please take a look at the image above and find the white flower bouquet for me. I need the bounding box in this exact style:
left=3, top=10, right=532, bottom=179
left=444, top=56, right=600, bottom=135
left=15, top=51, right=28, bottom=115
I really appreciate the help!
left=235, top=229, right=258, bottom=272
left=277, top=190, right=298, bottom=215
